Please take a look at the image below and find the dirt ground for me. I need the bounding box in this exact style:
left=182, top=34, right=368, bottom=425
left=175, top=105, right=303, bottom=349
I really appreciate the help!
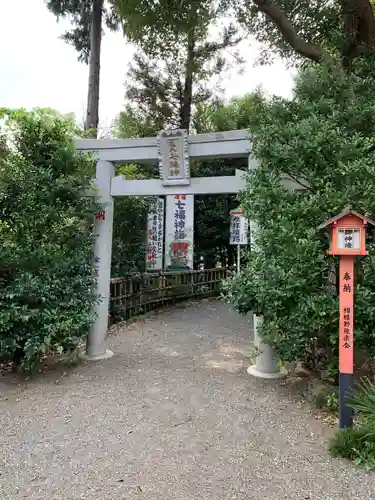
left=0, top=299, right=374, bottom=499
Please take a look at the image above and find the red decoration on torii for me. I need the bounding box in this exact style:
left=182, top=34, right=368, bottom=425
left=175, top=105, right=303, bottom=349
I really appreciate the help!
left=96, top=210, right=105, bottom=221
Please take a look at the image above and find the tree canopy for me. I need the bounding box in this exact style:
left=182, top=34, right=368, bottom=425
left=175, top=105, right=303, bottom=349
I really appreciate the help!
left=234, top=0, right=375, bottom=72
left=115, top=0, right=375, bottom=72
left=46, top=0, right=118, bottom=62
left=116, top=0, right=243, bottom=131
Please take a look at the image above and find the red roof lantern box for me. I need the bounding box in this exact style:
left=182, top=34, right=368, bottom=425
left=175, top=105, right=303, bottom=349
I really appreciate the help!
left=317, top=206, right=375, bottom=257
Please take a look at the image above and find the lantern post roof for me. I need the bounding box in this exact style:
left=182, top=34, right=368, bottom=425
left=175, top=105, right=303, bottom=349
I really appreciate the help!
left=317, top=205, right=375, bottom=231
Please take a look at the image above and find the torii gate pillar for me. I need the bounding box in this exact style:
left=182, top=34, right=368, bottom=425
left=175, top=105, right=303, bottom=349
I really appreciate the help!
left=84, top=160, right=115, bottom=360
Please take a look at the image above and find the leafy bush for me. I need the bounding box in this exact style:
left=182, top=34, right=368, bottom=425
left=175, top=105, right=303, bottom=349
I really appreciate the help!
left=327, top=377, right=375, bottom=469
left=315, top=390, right=339, bottom=413
left=223, top=64, right=375, bottom=366
left=348, top=377, right=375, bottom=420
left=0, top=109, right=101, bottom=370
left=329, top=377, right=375, bottom=469
left=329, top=425, right=375, bottom=470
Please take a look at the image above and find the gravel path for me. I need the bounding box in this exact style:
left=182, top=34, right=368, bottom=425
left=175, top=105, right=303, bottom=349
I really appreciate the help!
left=0, top=299, right=374, bottom=500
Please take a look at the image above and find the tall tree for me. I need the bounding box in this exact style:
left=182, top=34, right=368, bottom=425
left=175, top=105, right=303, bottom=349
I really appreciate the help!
left=46, top=0, right=119, bottom=136
left=116, top=0, right=243, bottom=132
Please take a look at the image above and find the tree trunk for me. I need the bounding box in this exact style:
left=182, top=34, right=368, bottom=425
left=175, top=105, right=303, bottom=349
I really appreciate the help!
left=180, top=32, right=195, bottom=131
left=85, top=0, right=103, bottom=137
left=252, top=0, right=329, bottom=63
left=341, top=0, right=375, bottom=72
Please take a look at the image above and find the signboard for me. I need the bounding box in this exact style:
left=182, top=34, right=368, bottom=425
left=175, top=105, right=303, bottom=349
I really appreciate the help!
left=337, top=228, right=361, bottom=251
left=230, top=209, right=248, bottom=245
left=146, top=197, right=165, bottom=270
left=157, top=129, right=190, bottom=186
left=164, top=194, right=194, bottom=269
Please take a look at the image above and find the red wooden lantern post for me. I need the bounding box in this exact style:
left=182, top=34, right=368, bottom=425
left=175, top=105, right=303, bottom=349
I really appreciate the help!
left=318, top=206, right=375, bottom=429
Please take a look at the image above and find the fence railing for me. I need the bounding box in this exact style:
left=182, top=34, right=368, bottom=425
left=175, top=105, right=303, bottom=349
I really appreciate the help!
left=109, top=268, right=232, bottom=324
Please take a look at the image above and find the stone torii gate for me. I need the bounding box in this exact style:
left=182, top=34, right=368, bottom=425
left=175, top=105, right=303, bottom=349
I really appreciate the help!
left=75, top=129, right=290, bottom=379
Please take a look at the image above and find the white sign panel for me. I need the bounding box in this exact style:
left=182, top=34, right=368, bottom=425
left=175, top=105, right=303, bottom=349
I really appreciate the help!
left=230, top=210, right=249, bottom=245
left=157, top=129, right=190, bottom=186
left=146, top=197, right=165, bottom=270
left=164, top=194, right=194, bottom=269
left=337, top=228, right=361, bottom=250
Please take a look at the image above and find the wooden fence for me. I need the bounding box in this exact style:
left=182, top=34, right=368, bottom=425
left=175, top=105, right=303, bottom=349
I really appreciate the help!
left=109, top=268, right=232, bottom=324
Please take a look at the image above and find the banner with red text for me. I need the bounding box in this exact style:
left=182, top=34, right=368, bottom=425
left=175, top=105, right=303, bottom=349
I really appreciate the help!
left=164, top=195, right=194, bottom=270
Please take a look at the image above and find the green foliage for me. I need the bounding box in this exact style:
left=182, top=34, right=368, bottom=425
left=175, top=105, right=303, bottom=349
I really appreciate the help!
left=223, top=64, right=375, bottom=365
left=348, top=377, right=375, bottom=420
left=329, top=426, right=375, bottom=470
left=116, top=0, right=232, bottom=56
left=329, top=377, right=375, bottom=469
left=193, top=91, right=265, bottom=133
left=46, top=0, right=119, bottom=62
left=192, top=158, right=244, bottom=268
left=113, top=106, right=163, bottom=140
left=234, top=0, right=341, bottom=65
left=231, top=0, right=375, bottom=75
left=110, top=122, right=159, bottom=276
left=123, top=49, right=214, bottom=131
left=315, top=391, right=339, bottom=413
left=111, top=165, right=152, bottom=276
left=0, top=109, right=100, bottom=370
left=116, top=0, right=243, bottom=132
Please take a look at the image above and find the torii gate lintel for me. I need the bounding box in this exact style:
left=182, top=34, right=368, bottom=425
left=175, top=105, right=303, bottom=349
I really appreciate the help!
left=75, top=128, right=253, bottom=165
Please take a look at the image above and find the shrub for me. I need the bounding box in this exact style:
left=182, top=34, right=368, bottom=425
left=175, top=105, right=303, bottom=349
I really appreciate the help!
left=315, top=390, right=339, bottom=413
left=223, top=64, right=375, bottom=367
left=329, top=376, right=375, bottom=469
left=0, top=109, right=101, bottom=370
left=329, top=426, right=375, bottom=470
left=348, top=377, right=375, bottom=420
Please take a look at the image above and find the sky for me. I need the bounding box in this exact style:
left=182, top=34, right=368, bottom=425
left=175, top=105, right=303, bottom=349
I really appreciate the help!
left=1, top=0, right=296, bottom=133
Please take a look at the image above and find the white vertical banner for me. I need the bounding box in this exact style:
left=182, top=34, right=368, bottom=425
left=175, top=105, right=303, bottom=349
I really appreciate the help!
left=230, top=209, right=249, bottom=245
left=164, top=194, right=194, bottom=269
left=146, top=197, right=165, bottom=271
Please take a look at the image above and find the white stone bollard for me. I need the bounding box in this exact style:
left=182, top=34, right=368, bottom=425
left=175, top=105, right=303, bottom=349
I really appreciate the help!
left=247, top=314, right=287, bottom=379
left=84, top=160, right=115, bottom=360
